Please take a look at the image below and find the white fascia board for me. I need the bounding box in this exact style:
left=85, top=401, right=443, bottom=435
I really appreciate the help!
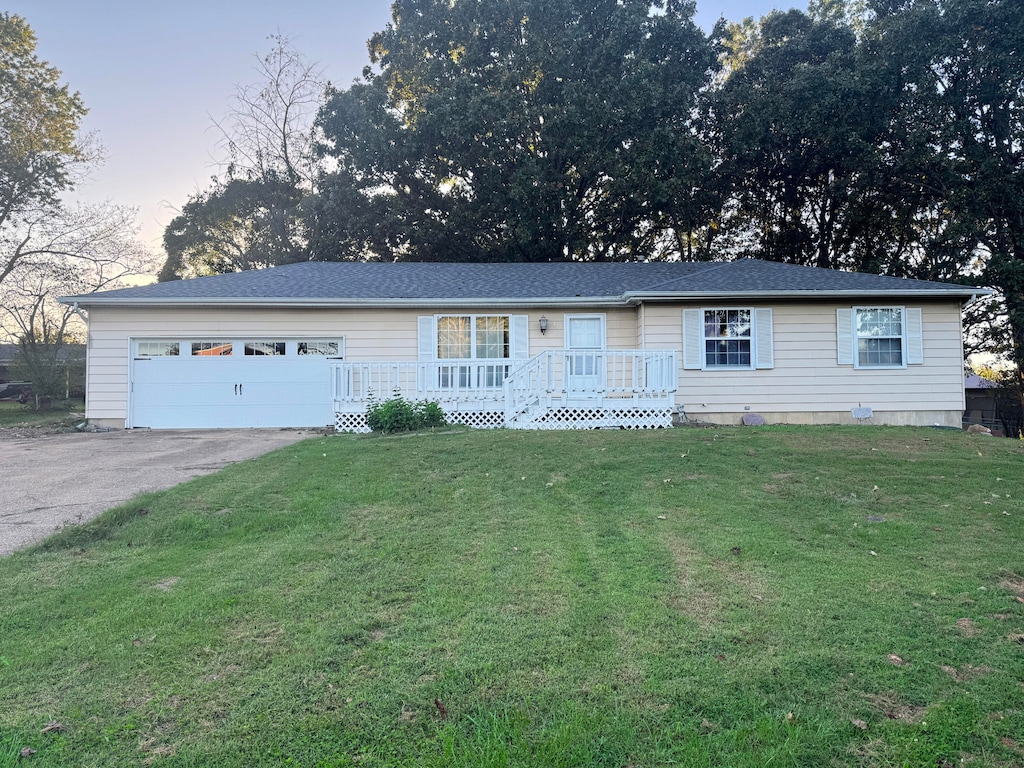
left=57, top=295, right=631, bottom=309
left=623, top=288, right=988, bottom=303
left=59, top=287, right=988, bottom=308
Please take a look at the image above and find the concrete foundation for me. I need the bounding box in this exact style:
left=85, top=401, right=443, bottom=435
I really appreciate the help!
left=677, top=409, right=962, bottom=428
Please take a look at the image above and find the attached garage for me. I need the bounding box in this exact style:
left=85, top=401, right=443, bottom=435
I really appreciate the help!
left=129, top=338, right=342, bottom=429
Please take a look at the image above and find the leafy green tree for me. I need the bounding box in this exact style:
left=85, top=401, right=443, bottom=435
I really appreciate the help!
left=0, top=13, right=153, bottom=402
left=0, top=12, right=91, bottom=286
left=931, top=0, right=1024, bottom=371
left=310, top=0, right=719, bottom=262
left=709, top=10, right=902, bottom=270
left=861, top=0, right=1024, bottom=369
left=161, top=176, right=306, bottom=278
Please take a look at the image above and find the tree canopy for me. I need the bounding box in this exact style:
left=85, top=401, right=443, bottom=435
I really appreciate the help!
left=0, top=13, right=153, bottom=401
left=0, top=12, right=90, bottom=286
left=158, top=0, right=1024, bottom=369
left=310, top=0, right=720, bottom=262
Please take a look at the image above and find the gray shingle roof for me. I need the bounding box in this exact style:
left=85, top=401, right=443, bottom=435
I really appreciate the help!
left=62, top=259, right=982, bottom=307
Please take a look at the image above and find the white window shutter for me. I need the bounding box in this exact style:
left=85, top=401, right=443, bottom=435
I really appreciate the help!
left=512, top=315, right=530, bottom=360
left=682, top=309, right=702, bottom=370
left=836, top=308, right=854, bottom=365
left=417, top=316, right=435, bottom=361
left=754, top=308, right=774, bottom=369
left=905, top=307, right=924, bottom=364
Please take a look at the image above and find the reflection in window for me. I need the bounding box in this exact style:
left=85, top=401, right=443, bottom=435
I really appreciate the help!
left=856, top=308, right=903, bottom=367
left=137, top=341, right=179, bottom=357
left=244, top=341, right=286, bottom=356
left=703, top=309, right=751, bottom=368
left=437, top=315, right=509, bottom=360
left=298, top=341, right=340, bottom=356
left=191, top=342, right=233, bottom=356
left=437, top=316, right=472, bottom=359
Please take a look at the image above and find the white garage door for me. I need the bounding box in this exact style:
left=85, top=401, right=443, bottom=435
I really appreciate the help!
left=130, top=338, right=342, bottom=429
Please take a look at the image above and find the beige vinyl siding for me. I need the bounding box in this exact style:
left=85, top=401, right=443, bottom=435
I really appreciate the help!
left=85, top=300, right=964, bottom=427
left=518, top=307, right=637, bottom=353
left=86, top=306, right=417, bottom=423
left=85, top=305, right=639, bottom=424
left=641, top=300, right=965, bottom=417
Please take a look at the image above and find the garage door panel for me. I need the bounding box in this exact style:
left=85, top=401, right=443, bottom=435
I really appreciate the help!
left=130, top=339, right=339, bottom=429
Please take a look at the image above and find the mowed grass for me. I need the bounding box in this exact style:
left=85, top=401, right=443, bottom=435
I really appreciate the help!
left=1, top=426, right=1023, bottom=767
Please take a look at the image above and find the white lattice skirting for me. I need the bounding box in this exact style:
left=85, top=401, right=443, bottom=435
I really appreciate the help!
left=335, top=412, right=372, bottom=433
left=335, top=408, right=505, bottom=433
left=518, top=407, right=674, bottom=430
left=336, top=406, right=673, bottom=432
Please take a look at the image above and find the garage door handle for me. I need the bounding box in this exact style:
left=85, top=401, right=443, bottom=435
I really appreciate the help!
left=239, top=383, right=243, bottom=396
left=234, top=384, right=238, bottom=395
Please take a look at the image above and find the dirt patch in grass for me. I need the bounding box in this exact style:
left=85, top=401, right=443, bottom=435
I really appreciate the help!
left=863, top=691, right=927, bottom=723
left=955, top=617, right=982, bottom=637
left=666, top=537, right=721, bottom=629
left=847, top=737, right=899, bottom=767
left=152, top=577, right=180, bottom=591
left=665, top=535, right=768, bottom=629
left=138, top=738, right=176, bottom=767
left=998, top=572, right=1024, bottom=596
left=226, top=623, right=286, bottom=649
left=1000, top=737, right=1024, bottom=757
left=940, top=664, right=992, bottom=682
left=201, top=663, right=241, bottom=683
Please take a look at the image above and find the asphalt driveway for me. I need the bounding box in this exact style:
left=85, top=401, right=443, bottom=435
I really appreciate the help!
left=0, top=428, right=315, bottom=556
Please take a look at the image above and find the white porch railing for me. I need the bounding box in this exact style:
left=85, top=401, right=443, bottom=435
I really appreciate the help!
left=331, top=349, right=677, bottom=430
left=503, top=350, right=678, bottom=426
left=332, top=359, right=511, bottom=406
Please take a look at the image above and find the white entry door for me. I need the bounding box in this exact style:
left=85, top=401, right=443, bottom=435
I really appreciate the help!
left=565, top=315, right=605, bottom=395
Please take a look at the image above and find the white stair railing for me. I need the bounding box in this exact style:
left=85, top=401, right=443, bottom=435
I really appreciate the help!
left=502, top=349, right=678, bottom=426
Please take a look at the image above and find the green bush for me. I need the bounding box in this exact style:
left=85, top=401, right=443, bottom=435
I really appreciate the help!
left=365, top=392, right=447, bottom=434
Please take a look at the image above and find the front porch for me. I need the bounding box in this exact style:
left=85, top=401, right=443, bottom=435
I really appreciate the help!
left=331, top=349, right=678, bottom=432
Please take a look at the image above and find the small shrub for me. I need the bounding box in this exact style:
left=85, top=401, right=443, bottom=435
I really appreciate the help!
left=417, top=400, right=446, bottom=429
left=366, top=393, right=447, bottom=434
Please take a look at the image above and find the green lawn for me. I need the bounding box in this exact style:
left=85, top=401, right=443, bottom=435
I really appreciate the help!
left=1, top=426, right=1022, bottom=767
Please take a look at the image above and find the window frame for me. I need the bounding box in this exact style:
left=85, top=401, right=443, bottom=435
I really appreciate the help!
left=701, top=307, right=754, bottom=371
left=296, top=339, right=344, bottom=358
left=135, top=340, right=180, bottom=358
left=191, top=341, right=233, bottom=357
left=852, top=306, right=908, bottom=370
left=682, top=307, right=773, bottom=372
left=243, top=340, right=287, bottom=356
left=435, top=314, right=512, bottom=361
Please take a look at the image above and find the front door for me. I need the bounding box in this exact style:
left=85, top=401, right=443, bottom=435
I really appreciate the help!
left=565, top=315, right=605, bottom=395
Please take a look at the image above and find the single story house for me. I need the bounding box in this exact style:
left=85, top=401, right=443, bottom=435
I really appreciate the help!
left=59, top=259, right=983, bottom=431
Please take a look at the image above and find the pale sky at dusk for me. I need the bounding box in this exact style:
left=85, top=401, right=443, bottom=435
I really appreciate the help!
left=10, top=1, right=795, bottom=254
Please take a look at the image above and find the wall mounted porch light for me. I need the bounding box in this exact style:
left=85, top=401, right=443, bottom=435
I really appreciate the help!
left=538, top=315, right=548, bottom=335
